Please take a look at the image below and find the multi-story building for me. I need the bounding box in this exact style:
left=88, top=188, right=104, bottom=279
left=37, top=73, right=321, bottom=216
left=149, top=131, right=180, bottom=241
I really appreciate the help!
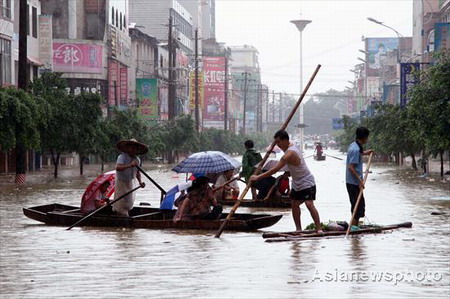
left=129, top=0, right=193, bottom=53
left=229, top=45, right=261, bottom=133
left=412, top=0, right=449, bottom=63
left=201, top=0, right=215, bottom=39
left=0, top=0, right=42, bottom=87
left=0, top=0, right=13, bottom=86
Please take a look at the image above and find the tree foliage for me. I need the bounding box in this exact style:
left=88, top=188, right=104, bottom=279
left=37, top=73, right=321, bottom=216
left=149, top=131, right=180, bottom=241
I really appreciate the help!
left=0, top=87, right=42, bottom=151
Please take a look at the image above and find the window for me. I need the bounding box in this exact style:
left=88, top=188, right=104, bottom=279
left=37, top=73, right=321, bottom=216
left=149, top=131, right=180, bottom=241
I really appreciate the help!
left=119, top=12, right=122, bottom=30
left=111, top=7, right=114, bottom=25
left=26, top=4, right=30, bottom=36
left=0, top=0, right=11, bottom=19
left=0, top=38, right=12, bottom=85
left=115, top=10, right=118, bottom=27
left=123, top=15, right=126, bottom=29
left=32, top=7, right=37, bottom=38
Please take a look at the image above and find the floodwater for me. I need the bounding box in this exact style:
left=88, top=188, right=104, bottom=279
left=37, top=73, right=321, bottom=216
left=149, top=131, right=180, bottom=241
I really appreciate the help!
left=1, top=150, right=449, bottom=298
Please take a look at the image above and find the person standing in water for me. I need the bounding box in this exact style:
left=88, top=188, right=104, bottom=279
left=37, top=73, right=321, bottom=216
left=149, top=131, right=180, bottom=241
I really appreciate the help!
left=250, top=130, right=322, bottom=233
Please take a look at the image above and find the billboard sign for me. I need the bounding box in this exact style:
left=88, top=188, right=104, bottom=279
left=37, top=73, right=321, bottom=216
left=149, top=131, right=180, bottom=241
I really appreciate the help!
left=39, top=15, right=53, bottom=71
left=366, top=38, right=398, bottom=70
left=53, top=42, right=103, bottom=73
left=434, top=23, right=450, bottom=52
left=332, top=118, right=344, bottom=130
left=189, top=71, right=204, bottom=110
left=137, top=79, right=158, bottom=122
left=400, top=63, right=420, bottom=108
left=203, top=56, right=226, bottom=121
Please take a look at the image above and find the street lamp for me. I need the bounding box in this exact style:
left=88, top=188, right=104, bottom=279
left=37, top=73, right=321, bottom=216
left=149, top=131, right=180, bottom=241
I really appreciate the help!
left=367, top=17, right=403, bottom=62
left=290, top=18, right=311, bottom=150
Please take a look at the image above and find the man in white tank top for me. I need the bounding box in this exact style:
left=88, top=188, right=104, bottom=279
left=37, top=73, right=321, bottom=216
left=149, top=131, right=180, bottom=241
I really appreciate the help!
left=250, top=130, right=323, bottom=233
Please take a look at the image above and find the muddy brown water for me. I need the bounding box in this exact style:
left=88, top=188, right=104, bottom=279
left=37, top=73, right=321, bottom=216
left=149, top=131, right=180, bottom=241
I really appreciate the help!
left=1, top=150, right=449, bottom=298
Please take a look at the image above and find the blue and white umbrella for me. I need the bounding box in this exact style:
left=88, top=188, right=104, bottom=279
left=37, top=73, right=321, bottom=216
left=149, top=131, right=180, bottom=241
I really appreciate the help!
left=159, top=181, right=192, bottom=210
left=172, top=151, right=241, bottom=174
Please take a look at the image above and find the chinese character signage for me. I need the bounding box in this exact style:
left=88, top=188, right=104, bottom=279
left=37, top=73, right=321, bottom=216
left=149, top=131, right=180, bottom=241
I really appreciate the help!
left=53, top=42, right=103, bottom=73
left=203, top=57, right=226, bottom=121
left=400, top=63, right=420, bottom=108
left=137, top=79, right=158, bottom=122
left=39, top=15, right=53, bottom=71
left=189, top=71, right=204, bottom=110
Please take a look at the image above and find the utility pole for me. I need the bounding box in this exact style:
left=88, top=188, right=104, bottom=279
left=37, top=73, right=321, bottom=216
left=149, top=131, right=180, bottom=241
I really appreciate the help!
left=272, top=90, right=275, bottom=124
left=224, top=53, right=229, bottom=131
left=242, top=71, right=249, bottom=134
left=265, top=89, right=269, bottom=124
left=168, top=16, right=176, bottom=119
left=15, top=0, right=28, bottom=184
left=256, top=84, right=262, bottom=132
left=194, top=28, right=200, bottom=131
left=279, top=92, right=282, bottom=122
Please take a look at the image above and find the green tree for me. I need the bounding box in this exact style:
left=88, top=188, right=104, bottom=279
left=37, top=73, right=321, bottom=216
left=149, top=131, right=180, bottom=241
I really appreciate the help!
left=0, top=87, right=42, bottom=153
left=68, top=92, right=103, bottom=175
left=31, top=73, right=75, bottom=178
left=408, top=50, right=450, bottom=179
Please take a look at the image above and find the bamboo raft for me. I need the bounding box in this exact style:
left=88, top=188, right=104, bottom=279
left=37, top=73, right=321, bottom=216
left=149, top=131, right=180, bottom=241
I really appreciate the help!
left=262, top=222, right=413, bottom=242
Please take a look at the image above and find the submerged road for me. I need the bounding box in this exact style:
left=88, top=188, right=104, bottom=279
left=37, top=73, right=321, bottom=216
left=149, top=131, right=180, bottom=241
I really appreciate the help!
left=0, top=150, right=449, bottom=298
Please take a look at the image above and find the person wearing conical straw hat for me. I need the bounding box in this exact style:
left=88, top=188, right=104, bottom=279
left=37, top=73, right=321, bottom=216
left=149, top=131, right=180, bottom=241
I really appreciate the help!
left=113, top=139, right=148, bottom=216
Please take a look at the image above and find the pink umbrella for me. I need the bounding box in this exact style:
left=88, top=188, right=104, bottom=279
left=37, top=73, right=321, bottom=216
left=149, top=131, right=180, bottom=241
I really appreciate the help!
left=255, top=159, right=289, bottom=172
left=80, top=171, right=115, bottom=210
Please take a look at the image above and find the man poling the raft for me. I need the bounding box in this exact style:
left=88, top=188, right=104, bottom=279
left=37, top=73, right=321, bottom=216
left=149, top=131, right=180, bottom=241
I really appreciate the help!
left=250, top=130, right=323, bottom=233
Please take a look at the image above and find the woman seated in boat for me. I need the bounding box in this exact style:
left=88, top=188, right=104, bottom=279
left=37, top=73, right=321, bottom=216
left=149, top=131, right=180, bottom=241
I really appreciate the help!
left=80, top=181, right=111, bottom=214
left=214, top=169, right=240, bottom=201
left=173, top=176, right=222, bottom=221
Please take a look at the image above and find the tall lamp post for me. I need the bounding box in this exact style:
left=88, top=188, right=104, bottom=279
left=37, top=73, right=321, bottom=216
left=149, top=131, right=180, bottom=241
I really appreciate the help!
left=291, top=19, right=311, bottom=150
left=367, top=17, right=404, bottom=63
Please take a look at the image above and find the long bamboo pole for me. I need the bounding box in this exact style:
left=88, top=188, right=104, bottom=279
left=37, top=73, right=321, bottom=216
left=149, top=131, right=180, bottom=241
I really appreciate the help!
left=345, top=152, right=374, bottom=237
left=214, top=64, right=322, bottom=238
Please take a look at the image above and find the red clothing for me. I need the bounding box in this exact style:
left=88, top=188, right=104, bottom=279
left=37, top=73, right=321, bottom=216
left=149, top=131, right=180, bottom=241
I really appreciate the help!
left=278, top=178, right=290, bottom=195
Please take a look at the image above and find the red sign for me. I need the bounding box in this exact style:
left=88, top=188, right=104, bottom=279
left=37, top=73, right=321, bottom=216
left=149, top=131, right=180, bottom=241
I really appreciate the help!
left=53, top=42, right=102, bottom=73
left=203, top=56, right=225, bottom=121
left=108, top=60, right=129, bottom=106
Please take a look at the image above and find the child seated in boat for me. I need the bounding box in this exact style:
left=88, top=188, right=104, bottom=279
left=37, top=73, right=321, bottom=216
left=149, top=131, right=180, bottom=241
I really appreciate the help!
left=277, top=172, right=290, bottom=196
left=214, top=169, right=240, bottom=201
left=173, top=176, right=222, bottom=221
left=80, top=181, right=111, bottom=214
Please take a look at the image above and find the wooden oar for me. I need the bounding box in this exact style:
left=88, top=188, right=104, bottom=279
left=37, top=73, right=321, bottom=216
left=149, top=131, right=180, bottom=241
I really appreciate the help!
left=212, top=177, right=238, bottom=192
left=136, top=165, right=166, bottom=194
left=67, top=185, right=142, bottom=230
left=214, top=64, right=322, bottom=238
left=326, top=154, right=344, bottom=161
left=345, top=152, right=374, bottom=237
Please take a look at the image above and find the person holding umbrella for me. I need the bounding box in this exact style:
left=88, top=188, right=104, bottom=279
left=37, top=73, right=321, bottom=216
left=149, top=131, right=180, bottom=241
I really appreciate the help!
left=113, top=139, right=147, bottom=216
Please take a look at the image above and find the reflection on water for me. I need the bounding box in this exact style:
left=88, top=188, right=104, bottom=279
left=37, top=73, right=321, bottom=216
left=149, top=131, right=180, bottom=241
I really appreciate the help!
left=0, top=150, right=449, bottom=298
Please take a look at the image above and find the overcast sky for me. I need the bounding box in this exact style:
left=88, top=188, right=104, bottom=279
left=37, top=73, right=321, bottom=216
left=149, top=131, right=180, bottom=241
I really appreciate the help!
left=215, top=0, right=413, bottom=96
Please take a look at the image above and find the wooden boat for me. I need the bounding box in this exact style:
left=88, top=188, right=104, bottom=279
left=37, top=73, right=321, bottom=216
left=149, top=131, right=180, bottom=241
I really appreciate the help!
left=313, top=154, right=326, bottom=161
left=263, top=222, right=412, bottom=242
left=218, top=198, right=291, bottom=208
left=23, top=203, right=282, bottom=231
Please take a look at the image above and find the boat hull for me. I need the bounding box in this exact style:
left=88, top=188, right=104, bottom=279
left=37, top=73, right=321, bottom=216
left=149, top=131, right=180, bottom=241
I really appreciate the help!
left=23, top=203, right=282, bottom=231
left=218, top=199, right=291, bottom=208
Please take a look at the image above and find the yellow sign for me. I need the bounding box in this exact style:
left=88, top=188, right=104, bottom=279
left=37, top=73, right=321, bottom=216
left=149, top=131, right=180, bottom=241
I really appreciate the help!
left=189, top=71, right=204, bottom=110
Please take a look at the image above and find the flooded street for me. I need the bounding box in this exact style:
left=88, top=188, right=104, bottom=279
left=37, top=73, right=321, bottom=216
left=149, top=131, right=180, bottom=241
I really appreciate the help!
left=1, top=150, right=449, bottom=298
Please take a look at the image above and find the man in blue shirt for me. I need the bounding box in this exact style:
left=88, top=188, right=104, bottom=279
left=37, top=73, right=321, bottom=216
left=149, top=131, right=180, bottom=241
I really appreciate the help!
left=346, top=127, right=374, bottom=226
